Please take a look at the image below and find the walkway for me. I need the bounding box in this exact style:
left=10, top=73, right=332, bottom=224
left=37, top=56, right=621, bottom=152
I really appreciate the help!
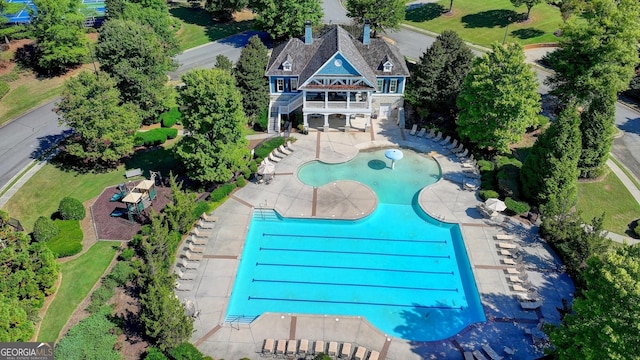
left=173, top=118, right=574, bottom=360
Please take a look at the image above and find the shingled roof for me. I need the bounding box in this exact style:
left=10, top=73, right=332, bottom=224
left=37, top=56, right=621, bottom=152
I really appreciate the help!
left=266, top=25, right=409, bottom=88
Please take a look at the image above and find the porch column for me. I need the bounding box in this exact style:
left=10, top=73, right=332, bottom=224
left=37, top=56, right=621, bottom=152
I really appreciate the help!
left=323, top=114, right=329, bottom=132
left=344, top=114, right=350, bottom=133
left=346, top=92, right=351, bottom=109
left=276, top=110, right=282, bottom=134
left=303, top=114, right=309, bottom=131
left=324, top=91, right=328, bottom=109
left=365, top=114, right=371, bottom=132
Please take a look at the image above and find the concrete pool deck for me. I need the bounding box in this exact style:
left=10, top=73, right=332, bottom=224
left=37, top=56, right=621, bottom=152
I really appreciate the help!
left=174, top=117, right=574, bottom=359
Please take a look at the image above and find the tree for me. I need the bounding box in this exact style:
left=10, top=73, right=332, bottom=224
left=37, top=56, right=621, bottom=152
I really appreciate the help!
left=163, top=174, right=197, bottom=234
left=205, top=0, right=248, bottom=21
left=0, top=294, right=34, bottom=342
left=56, top=71, right=142, bottom=166
left=510, top=0, right=543, bottom=20
left=175, top=68, right=250, bottom=184
left=215, top=54, right=233, bottom=72
left=456, top=42, right=541, bottom=153
left=96, top=19, right=176, bottom=123
left=405, top=30, right=473, bottom=118
left=345, top=0, right=405, bottom=37
left=520, top=104, right=581, bottom=215
left=234, top=35, right=269, bottom=122
left=548, top=245, right=640, bottom=359
left=30, top=0, right=88, bottom=74
left=577, top=95, right=615, bottom=178
left=251, top=0, right=322, bottom=40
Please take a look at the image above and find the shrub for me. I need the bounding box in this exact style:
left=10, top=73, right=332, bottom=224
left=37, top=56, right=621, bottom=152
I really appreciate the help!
left=209, top=183, right=237, bottom=202
left=505, top=197, right=531, bottom=215
left=236, top=176, right=246, bottom=187
left=47, top=219, right=83, bottom=257
left=168, top=342, right=204, bottom=360
left=634, top=222, right=640, bottom=238
left=33, top=216, right=59, bottom=242
left=496, top=155, right=523, bottom=199
left=140, top=225, right=152, bottom=236
left=119, top=248, right=135, bottom=261
left=146, top=347, right=169, bottom=360
left=159, top=107, right=182, bottom=128
left=479, top=190, right=499, bottom=201
left=109, top=261, right=134, bottom=286
left=477, top=160, right=494, bottom=172
left=58, top=197, right=86, bottom=220
left=134, top=128, right=178, bottom=147
left=54, top=308, right=119, bottom=359
left=192, top=201, right=209, bottom=221
left=255, top=108, right=268, bottom=131
left=87, top=283, right=116, bottom=313
left=0, top=80, right=9, bottom=100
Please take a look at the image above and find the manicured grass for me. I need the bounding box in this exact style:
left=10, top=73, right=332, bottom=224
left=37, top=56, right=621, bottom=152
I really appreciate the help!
left=37, top=241, right=118, bottom=342
left=170, top=5, right=255, bottom=51
left=0, top=82, right=65, bottom=126
left=576, top=171, right=640, bottom=236
left=47, top=220, right=83, bottom=258
left=404, top=0, right=563, bottom=47
left=2, top=146, right=178, bottom=232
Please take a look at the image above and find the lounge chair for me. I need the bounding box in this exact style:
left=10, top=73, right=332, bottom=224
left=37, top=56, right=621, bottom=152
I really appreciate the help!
left=511, top=284, right=529, bottom=293
left=188, top=235, right=207, bottom=246
left=328, top=342, right=338, bottom=357
left=368, top=350, right=380, bottom=360
left=409, top=124, right=418, bottom=135
left=180, top=258, right=200, bottom=269
left=463, top=351, right=474, bottom=360
left=432, top=131, right=443, bottom=142
left=416, top=128, right=426, bottom=137
left=452, top=144, right=465, bottom=153
left=455, top=148, right=468, bottom=157
left=268, top=152, right=282, bottom=163
left=262, top=338, right=275, bottom=356
left=275, top=339, right=286, bottom=356
left=278, top=144, right=292, bottom=156
left=461, top=160, right=476, bottom=168
left=183, top=250, right=203, bottom=261
left=499, top=248, right=517, bottom=257
left=175, top=268, right=196, bottom=280
left=314, top=341, right=325, bottom=356
left=354, top=346, right=367, bottom=360
left=495, top=234, right=515, bottom=240
left=201, top=213, right=218, bottom=222
left=191, top=227, right=212, bottom=238
left=439, top=135, right=451, bottom=146
left=298, top=339, right=309, bottom=357
left=482, top=344, right=504, bottom=360
left=502, top=258, right=520, bottom=266
left=426, top=129, right=436, bottom=138
left=175, top=281, right=194, bottom=291
left=446, top=139, right=459, bottom=149
left=473, top=350, right=489, bottom=360
left=285, top=140, right=295, bottom=151
left=503, top=347, right=516, bottom=356
left=497, top=242, right=517, bottom=249
left=188, top=243, right=205, bottom=253
left=340, top=343, right=352, bottom=359
left=286, top=340, right=297, bottom=357
left=464, top=180, right=479, bottom=191
left=520, top=300, right=542, bottom=310
left=197, top=219, right=215, bottom=229
left=505, top=267, right=521, bottom=275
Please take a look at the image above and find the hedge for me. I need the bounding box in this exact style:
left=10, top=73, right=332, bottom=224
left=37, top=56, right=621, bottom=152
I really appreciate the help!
left=0, top=80, right=9, bottom=100
left=479, top=190, right=499, bottom=201
left=253, top=137, right=285, bottom=160
left=135, top=128, right=179, bottom=147
left=209, top=183, right=236, bottom=202
left=159, top=107, right=182, bottom=128
left=58, top=197, right=86, bottom=220
left=192, top=201, right=210, bottom=220
left=505, top=197, right=531, bottom=215
left=47, top=219, right=83, bottom=258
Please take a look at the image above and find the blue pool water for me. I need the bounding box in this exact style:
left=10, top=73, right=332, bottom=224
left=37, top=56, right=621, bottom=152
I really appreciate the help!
left=226, top=149, right=485, bottom=341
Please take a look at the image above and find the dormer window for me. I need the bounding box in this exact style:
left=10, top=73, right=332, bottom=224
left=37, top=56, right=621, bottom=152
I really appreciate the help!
left=283, top=60, right=292, bottom=72
left=383, top=61, right=393, bottom=72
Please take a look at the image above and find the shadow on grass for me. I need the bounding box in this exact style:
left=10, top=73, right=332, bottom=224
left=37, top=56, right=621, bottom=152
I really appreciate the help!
left=405, top=3, right=446, bottom=22
left=123, top=146, right=180, bottom=179
left=511, top=28, right=545, bottom=39
left=169, top=5, right=255, bottom=43
left=461, top=9, right=519, bottom=28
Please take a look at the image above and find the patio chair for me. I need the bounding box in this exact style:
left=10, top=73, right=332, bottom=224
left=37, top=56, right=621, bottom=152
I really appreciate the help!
left=201, top=213, right=218, bottom=222
left=416, top=128, right=426, bottom=137
left=368, top=350, right=380, bottom=360
left=481, top=344, right=504, bottom=360
left=409, top=124, right=418, bottom=135
left=183, top=250, right=203, bottom=261
left=354, top=346, right=367, bottom=360
left=188, top=243, right=205, bottom=253
left=175, top=268, right=196, bottom=280
left=175, top=281, right=194, bottom=291
left=262, top=338, right=275, bottom=357
left=340, top=343, right=352, bottom=359
left=432, top=131, right=443, bottom=142
left=439, top=135, right=451, bottom=146
left=180, top=258, right=200, bottom=269
left=445, top=139, right=459, bottom=150
left=188, top=235, right=207, bottom=246
left=426, top=129, right=436, bottom=138
left=268, top=152, right=282, bottom=163
left=298, top=339, right=309, bottom=357
left=278, top=144, right=292, bottom=156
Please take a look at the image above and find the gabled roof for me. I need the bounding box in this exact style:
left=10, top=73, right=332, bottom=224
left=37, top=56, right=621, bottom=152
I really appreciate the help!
left=266, top=25, right=409, bottom=85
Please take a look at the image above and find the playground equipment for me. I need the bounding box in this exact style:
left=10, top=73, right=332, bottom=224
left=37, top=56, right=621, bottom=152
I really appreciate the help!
left=110, top=172, right=160, bottom=222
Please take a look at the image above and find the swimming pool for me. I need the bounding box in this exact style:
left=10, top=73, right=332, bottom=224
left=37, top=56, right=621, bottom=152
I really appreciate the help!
left=226, top=149, right=485, bottom=341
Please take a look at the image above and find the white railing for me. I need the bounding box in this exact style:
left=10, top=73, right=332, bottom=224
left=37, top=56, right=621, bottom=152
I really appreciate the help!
left=305, top=101, right=369, bottom=109
left=278, top=93, right=304, bottom=114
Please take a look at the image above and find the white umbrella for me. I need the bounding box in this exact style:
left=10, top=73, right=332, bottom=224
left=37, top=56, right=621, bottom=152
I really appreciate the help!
left=257, top=161, right=275, bottom=175
left=384, top=149, right=404, bottom=170
left=485, top=198, right=507, bottom=212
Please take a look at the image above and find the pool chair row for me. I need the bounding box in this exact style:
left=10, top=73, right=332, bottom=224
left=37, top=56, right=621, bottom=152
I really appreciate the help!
left=261, top=339, right=378, bottom=360
left=463, top=343, right=516, bottom=360
left=267, top=141, right=295, bottom=164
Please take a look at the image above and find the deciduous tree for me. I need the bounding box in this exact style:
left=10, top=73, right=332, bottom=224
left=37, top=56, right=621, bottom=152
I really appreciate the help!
left=345, top=0, right=405, bottom=37
left=521, top=104, right=581, bottom=215
left=205, top=0, right=247, bottom=21
left=30, top=0, right=88, bottom=74
left=251, top=0, right=322, bottom=39
left=175, top=68, right=250, bottom=184
left=510, top=0, right=543, bottom=20
left=235, top=35, right=269, bottom=122
left=56, top=71, right=142, bottom=166
left=405, top=30, right=473, bottom=118
left=456, top=42, right=540, bottom=153
left=548, top=245, right=640, bottom=359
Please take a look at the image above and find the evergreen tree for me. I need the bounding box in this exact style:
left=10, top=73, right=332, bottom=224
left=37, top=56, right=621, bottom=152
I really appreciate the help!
left=175, top=68, right=250, bottom=184
left=521, top=104, right=581, bottom=216
left=163, top=174, right=197, bottom=234
left=234, top=35, right=269, bottom=123
left=56, top=71, right=142, bottom=166
left=345, top=0, right=405, bottom=37
left=30, top=0, right=88, bottom=74
left=456, top=42, right=541, bottom=153
left=215, top=54, right=233, bottom=72
left=405, top=30, right=473, bottom=118
left=578, top=95, right=615, bottom=178
left=251, top=0, right=322, bottom=39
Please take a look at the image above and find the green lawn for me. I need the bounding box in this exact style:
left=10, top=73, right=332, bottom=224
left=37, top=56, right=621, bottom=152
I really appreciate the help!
left=1, top=146, right=178, bottom=232
left=0, top=82, right=65, bottom=126
left=170, top=5, right=255, bottom=51
left=576, top=171, right=640, bottom=236
left=404, top=0, right=563, bottom=47
left=37, top=241, right=118, bottom=342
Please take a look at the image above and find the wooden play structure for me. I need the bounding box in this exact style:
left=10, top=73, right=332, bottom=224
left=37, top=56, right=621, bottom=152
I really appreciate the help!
left=111, top=172, right=161, bottom=222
